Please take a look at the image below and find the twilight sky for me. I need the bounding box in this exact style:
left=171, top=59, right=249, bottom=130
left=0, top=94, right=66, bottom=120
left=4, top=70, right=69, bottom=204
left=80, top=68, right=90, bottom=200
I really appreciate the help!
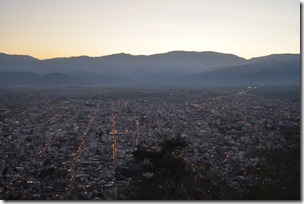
left=0, top=0, right=300, bottom=59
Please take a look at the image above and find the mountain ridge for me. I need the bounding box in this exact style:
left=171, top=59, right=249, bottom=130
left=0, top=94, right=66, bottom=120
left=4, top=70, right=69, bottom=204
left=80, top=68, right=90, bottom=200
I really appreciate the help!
left=0, top=51, right=300, bottom=87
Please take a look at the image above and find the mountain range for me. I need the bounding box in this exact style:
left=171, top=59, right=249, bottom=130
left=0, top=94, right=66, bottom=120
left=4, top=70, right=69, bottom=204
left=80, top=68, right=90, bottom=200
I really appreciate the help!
left=0, top=51, right=300, bottom=87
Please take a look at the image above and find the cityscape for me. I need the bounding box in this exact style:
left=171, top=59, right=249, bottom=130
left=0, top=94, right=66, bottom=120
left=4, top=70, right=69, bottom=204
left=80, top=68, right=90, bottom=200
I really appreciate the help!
left=0, top=0, right=300, bottom=200
left=0, top=86, right=300, bottom=200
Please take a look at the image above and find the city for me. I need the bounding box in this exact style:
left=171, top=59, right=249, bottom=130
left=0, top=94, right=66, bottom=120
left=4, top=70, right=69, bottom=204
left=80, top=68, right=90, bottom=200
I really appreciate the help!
left=0, top=86, right=300, bottom=199
left=0, top=0, right=300, bottom=201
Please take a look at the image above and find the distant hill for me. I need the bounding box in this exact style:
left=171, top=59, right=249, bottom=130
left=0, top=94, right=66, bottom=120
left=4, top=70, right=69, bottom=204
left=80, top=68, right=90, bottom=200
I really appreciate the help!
left=0, top=53, right=38, bottom=61
left=248, top=54, right=300, bottom=64
left=0, top=51, right=300, bottom=87
left=0, top=51, right=247, bottom=74
left=179, top=56, right=300, bottom=87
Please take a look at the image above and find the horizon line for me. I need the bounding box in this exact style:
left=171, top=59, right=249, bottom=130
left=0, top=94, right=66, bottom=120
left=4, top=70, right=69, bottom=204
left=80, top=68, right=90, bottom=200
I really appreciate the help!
left=0, top=50, right=300, bottom=61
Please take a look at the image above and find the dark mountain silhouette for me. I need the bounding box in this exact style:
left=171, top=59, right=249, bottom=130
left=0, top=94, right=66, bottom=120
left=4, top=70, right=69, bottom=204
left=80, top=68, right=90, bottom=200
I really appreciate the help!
left=0, top=51, right=247, bottom=73
left=248, top=54, right=300, bottom=64
left=0, top=53, right=38, bottom=61
left=0, top=51, right=300, bottom=87
left=0, top=53, right=40, bottom=73
left=179, top=57, right=300, bottom=87
left=149, top=51, right=247, bottom=68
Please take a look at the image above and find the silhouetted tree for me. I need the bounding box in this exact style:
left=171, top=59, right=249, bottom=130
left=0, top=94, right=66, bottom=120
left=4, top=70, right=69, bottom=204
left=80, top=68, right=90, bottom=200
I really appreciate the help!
left=244, top=129, right=300, bottom=200
left=130, top=137, right=234, bottom=200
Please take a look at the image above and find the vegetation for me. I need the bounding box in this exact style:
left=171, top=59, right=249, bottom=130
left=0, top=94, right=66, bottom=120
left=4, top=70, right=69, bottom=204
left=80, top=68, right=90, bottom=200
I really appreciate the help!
left=127, top=130, right=300, bottom=200
left=129, top=137, right=235, bottom=200
left=243, top=128, right=300, bottom=200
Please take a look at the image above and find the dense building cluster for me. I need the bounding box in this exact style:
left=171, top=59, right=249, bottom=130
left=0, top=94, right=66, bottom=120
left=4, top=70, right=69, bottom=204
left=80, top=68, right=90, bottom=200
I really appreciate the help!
left=0, top=87, right=300, bottom=200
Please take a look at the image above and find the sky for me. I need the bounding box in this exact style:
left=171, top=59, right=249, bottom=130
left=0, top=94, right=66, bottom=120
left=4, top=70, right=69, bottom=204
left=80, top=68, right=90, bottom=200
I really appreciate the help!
left=0, top=0, right=300, bottom=60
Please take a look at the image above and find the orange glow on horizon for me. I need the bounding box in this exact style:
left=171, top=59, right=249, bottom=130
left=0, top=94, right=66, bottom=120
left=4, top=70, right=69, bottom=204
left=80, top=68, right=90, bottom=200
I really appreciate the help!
left=0, top=0, right=299, bottom=60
